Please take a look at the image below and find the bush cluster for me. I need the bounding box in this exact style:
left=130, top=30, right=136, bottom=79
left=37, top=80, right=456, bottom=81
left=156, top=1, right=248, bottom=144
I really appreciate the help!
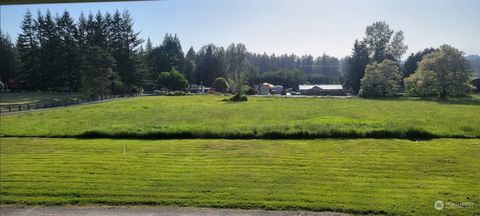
left=154, top=90, right=190, bottom=96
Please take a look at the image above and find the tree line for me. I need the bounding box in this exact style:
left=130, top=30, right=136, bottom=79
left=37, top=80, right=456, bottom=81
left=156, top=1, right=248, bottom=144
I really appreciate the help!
left=1, top=9, right=343, bottom=95
left=342, top=21, right=474, bottom=98
left=0, top=11, right=475, bottom=98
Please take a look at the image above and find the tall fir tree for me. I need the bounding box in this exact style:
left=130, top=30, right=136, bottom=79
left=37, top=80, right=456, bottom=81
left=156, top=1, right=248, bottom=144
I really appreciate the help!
left=56, top=11, right=80, bottom=91
left=0, top=31, right=19, bottom=90
left=17, top=10, right=40, bottom=90
left=344, top=40, right=370, bottom=94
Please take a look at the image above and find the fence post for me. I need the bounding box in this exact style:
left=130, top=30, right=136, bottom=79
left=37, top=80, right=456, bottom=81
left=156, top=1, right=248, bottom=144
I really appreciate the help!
left=27, top=104, right=30, bottom=110
left=9, top=105, right=12, bottom=112
left=36, top=103, right=39, bottom=109
left=18, top=104, right=21, bottom=111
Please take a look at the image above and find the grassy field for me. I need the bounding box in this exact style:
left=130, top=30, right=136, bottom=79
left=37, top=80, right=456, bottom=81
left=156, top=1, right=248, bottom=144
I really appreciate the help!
left=0, top=92, right=82, bottom=105
left=1, top=138, right=478, bottom=215
left=1, top=95, right=479, bottom=138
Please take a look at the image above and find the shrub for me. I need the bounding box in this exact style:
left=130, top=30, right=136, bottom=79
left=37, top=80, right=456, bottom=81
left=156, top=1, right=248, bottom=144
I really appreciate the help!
left=229, top=94, right=248, bottom=101
left=157, top=68, right=188, bottom=91
left=154, top=90, right=167, bottom=96
left=245, top=87, right=257, bottom=95
left=154, top=90, right=189, bottom=96
left=213, top=77, right=229, bottom=93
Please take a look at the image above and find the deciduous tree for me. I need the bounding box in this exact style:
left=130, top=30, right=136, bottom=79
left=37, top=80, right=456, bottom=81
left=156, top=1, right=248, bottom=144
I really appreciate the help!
left=404, top=45, right=473, bottom=98
left=359, top=59, right=402, bottom=97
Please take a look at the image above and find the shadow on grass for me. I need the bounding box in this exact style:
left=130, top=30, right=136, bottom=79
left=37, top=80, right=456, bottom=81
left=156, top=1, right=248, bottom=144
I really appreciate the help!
left=361, top=95, right=480, bottom=106
left=51, top=128, right=477, bottom=140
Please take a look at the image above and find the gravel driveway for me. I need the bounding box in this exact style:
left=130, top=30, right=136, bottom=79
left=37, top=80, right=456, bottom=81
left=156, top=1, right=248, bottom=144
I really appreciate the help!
left=0, top=206, right=351, bottom=216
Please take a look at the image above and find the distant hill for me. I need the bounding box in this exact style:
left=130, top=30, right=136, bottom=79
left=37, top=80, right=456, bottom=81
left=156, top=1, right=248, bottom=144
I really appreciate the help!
left=466, top=55, right=480, bottom=77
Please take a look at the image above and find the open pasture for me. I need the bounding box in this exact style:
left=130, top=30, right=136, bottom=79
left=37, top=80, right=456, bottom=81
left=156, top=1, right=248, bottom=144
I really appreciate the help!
left=1, top=95, right=479, bottom=139
left=1, top=138, right=479, bottom=215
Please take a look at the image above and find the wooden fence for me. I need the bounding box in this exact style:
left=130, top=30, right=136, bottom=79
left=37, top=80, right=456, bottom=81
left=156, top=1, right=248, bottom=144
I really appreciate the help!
left=0, top=93, right=141, bottom=113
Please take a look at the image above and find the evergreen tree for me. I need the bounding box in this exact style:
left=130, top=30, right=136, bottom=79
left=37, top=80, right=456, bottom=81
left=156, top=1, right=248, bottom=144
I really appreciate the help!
left=344, top=40, right=370, bottom=94
left=403, top=48, right=437, bottom=78
left=150, top=34, right=186, bottom=79
left=16, top=10, right=40, bottom=90
left=80, top=45, right=117, bottom=96
left=56, top=11, right=80, bottom=91
left=0, top=31, right=19, bottom=90
left=36, top=10, right=62, bottom=90
left=194, top=44, right=226, bottom=86
left=110, top=10, right=143, bottom=92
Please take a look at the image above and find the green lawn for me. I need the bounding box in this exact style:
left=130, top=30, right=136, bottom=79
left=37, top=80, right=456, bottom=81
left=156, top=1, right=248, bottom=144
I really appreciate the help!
left=1, top=138, right=478, bottom=215
left=0, top=92, right=82, bottom=105
left=1, top=95, right=479, bottom=138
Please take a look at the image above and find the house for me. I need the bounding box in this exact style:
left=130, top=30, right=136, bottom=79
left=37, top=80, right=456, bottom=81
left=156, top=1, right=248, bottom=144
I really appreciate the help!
left=259, top=83, right=274, bottom=95
left=298, top=84, right=346, bottom=96
left=271, top=85, right=283, bottom=94
left=187, top=84, right=211, bottom=93
left=472, top=77, right=480, bottom=93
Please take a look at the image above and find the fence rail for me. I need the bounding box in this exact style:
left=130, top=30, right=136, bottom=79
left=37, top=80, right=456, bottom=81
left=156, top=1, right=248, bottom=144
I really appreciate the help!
left=0, top=93, right=141, bottom=114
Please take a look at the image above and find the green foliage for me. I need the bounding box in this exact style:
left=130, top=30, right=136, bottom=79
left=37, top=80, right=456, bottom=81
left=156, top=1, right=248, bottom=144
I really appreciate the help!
left=344, top=21, right=407, bottom=95
left=194, top=44, right=226, bottom=86
left=80, top=46, right=117, bottom=97
left=149, top=34, right=186, bottom=79
left=2, top=96, right=479, bottom=138
left=359, top=59, right=402, bottom=97
left=229, top=94, right=248, bottom=102
left=16, top=10, right=40, bottom=91
left=364, top=21, right=408, bottom=62
left=157, top=68, right=188, bottom=91
left=404, top=69, right=439, bottom=97
left=0, top=31, right=18, bottom=89
left=226, top=43, right=249, bottom=83
left=343, top=40, right=369, bottom=94
left=154, top=90, right=190, bottom=96
left=403, top=48, right=437, bottom=78
left=1, top=138, right=479, bottom=215
left=405, top=45, right=473, bottom=98
left=213, top=77, right=229, bottom=93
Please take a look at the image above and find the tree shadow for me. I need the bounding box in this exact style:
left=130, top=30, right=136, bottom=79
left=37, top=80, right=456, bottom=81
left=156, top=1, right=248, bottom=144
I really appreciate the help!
left=362, top=95, right=480, bottom=106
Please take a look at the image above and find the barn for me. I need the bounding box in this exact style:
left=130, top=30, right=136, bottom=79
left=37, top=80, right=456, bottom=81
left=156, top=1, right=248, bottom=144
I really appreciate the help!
left=299, top=84, right=346, bottom=96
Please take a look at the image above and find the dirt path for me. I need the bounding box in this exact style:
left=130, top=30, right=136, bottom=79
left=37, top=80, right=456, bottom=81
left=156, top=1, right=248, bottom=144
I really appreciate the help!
left=0, top=206, right=350, bottom=216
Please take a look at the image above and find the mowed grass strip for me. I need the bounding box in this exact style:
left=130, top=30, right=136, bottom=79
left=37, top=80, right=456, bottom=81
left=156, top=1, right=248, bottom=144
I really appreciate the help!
left=1, top=95, right=480, bottom=139
left=1, top=138, right=479, bottom=215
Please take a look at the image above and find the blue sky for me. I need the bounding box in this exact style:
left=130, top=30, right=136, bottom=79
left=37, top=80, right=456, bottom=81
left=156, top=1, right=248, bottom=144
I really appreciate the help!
left=1, top=0, right=479, bottom=58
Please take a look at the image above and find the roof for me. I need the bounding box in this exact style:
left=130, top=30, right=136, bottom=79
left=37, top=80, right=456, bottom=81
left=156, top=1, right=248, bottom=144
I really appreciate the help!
left=299, top=84, right=343, bottom=90
left=262, top=83, right=274, bottom=88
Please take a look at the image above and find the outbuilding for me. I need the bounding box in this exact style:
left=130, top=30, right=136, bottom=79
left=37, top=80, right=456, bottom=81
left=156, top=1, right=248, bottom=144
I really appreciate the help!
left=471, top=77, right=480, bottom=93
left=298, top=84, right=346, bottom=96
left=259, top=83, right=274, bottom=95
